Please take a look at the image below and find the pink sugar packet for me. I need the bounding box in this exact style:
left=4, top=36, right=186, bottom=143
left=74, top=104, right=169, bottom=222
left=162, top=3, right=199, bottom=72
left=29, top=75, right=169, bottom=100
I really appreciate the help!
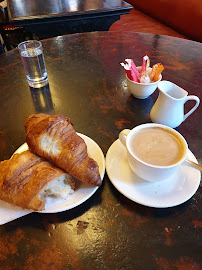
left=120, top=56, right=151, bottom=82
left=120, top=59, right=140, bottom=82
left=141, top=55, right=149, bottom=73
left=120, top=61, right=133, bottom=80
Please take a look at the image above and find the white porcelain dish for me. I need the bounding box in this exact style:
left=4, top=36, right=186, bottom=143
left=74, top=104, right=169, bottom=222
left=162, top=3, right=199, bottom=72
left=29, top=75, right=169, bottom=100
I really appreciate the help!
left=106, top=139, right=201, bottom=208
left=0, top=133, right=105, bottom=225
left=126, top=66, right=162, bottom=99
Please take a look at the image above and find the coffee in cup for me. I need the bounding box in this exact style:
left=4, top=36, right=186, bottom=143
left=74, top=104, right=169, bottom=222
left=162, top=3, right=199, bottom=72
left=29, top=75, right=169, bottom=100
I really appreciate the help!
left=130, top=127, right=186, bottom=166
left=119, top=123, right=188, bottom=182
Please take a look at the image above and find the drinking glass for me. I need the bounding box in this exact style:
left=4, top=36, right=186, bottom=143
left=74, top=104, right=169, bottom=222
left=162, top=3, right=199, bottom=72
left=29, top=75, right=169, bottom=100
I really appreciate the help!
left=18, top=40, right=48, bottom=88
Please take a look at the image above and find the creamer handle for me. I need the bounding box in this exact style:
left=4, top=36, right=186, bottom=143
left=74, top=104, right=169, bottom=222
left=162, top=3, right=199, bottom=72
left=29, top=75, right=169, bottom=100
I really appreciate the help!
left=184, top=96, right=200, bottom=120
left=119, top=129, right=131, bottom=147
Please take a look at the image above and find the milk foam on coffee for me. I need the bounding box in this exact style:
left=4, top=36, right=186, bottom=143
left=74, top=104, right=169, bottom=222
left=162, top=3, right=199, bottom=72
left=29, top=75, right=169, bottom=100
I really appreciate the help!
left=130, top=127, right=185, bottom=166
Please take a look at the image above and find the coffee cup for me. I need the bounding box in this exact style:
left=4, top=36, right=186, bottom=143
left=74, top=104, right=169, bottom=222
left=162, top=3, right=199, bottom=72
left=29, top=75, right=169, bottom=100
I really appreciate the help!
left=119, top=123, right=188, bottom=182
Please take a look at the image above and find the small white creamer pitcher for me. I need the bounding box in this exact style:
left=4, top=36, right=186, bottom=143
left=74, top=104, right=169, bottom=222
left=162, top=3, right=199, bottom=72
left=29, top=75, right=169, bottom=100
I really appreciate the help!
left=150, top=81, right=200, bottom=128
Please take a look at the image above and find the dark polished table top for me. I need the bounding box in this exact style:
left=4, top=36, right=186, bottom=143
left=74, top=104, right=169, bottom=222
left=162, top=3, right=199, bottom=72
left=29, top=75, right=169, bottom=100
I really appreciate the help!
left=7, top=0, right=132, bottom=38
left=0, top=32, right=201, bottom=269
left=8, top=0, right=131, bottom=20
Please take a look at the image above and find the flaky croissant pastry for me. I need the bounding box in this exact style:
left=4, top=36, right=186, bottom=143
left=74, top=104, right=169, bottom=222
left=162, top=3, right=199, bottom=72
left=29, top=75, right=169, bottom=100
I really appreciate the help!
left=0, top=150, right=75, bottom=211
left=24, top=113, right=101, bottom=186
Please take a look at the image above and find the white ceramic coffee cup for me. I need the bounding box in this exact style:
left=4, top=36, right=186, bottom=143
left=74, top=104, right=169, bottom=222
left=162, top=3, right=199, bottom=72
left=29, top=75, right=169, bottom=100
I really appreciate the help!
left=126, top=67, right=162, bottom=99
left=119, top=123, right=188, bottom=182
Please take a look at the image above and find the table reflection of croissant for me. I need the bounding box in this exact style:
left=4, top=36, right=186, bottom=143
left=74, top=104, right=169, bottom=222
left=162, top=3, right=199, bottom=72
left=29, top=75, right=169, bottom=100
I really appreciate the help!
left=25, top=113, right=102, bottom=186
left=0, top=151, right=75, bottom=211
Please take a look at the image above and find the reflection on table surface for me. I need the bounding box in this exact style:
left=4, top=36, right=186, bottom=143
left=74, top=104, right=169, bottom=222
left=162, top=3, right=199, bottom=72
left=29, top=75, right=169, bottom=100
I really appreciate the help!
left=0, top=32, right=201, bottom=269
left=29, top=84, right=54, bottom=113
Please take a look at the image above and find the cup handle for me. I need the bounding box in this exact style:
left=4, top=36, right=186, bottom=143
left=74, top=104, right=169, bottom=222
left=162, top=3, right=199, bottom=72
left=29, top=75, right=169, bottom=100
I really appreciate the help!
left=119, top=129, right=131, bottom=147
left=184, top=96, right=200, bottom=120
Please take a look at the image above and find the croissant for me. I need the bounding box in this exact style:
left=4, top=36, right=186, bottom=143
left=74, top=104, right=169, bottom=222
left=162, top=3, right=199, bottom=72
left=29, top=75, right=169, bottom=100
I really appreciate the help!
left=0, top=150, right=75, bottom=211
left=24, top=113, right=101, bottom=186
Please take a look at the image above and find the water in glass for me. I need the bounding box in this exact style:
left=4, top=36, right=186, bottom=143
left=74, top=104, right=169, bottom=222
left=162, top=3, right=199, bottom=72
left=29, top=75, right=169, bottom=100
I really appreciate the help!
left=19, top=41, right=48, bottom=88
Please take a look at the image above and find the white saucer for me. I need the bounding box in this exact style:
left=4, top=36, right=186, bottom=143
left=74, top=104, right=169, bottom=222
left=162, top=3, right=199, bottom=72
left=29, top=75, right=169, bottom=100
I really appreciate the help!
left=0, top=133, right=105, bottom=225
left=106, top=139, right=201, bottom=208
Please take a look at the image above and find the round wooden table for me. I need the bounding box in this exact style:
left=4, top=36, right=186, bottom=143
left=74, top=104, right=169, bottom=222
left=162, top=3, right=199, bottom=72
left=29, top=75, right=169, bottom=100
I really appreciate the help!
left=0, top=32, right=201, bottom=269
